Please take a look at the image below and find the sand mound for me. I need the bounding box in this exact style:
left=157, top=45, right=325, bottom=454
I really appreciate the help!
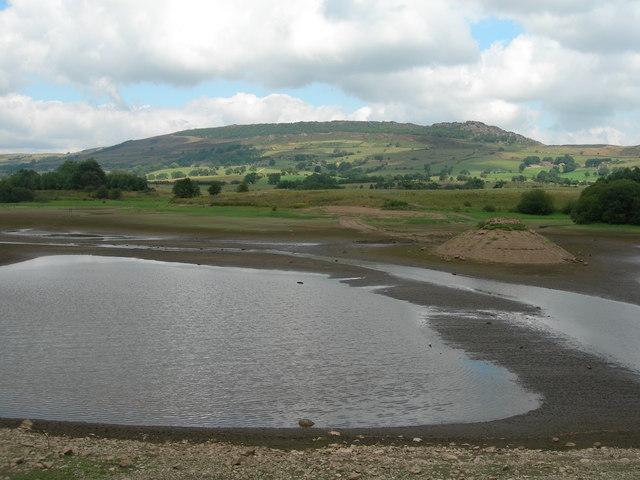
left=434, top=218, right=576, bottom=265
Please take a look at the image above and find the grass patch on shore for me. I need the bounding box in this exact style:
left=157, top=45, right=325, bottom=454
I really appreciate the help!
left=3, top=186, right=638, bottom=239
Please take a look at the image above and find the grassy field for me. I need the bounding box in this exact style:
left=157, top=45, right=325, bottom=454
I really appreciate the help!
left=4, top=185, right=631, bottom=242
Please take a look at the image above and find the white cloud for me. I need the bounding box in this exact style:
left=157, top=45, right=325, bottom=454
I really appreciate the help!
left=0, top=0, right=478, bottom=97
left=472, top=0, right=640, bottom=54
left=2, top=0, right=640, bottom=149
left=0, top=92, right=357, bottom=153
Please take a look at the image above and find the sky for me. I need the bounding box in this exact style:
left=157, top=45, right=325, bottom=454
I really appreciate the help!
left=1, top=0, right=640, bottom=153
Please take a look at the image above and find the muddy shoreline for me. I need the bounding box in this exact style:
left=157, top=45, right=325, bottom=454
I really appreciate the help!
left=1, top=231, right=640, bottom=449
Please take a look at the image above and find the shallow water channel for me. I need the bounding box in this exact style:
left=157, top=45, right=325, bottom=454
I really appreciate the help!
left=0, top=255, right=539, bottom=428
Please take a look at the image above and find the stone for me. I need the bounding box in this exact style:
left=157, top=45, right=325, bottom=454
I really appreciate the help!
left=328, top=430, right=341, bottom=436
left=298, top=418, right=315, bottom=428
left=240, top=448, right=256, bottom=456
left=406, top=465, right=422, bottom=474
left=62, top=447, right=74, bottom=456
left=18, top=419, right=33, bottom=431
left=565, top=442, right=576, bottom=448
left=226, top=457, right=243, bottom=467
left=119, top=458, right=134, bottom=468
left=593, top=442, right=602, bottom=449
left=552, top=437, right=560, bottom=443
left=347, top=474, right=362, bottom=480
left=412, top=437, right=423, bottom=443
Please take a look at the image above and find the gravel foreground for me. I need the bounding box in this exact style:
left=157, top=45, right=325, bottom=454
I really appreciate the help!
left=3, top=422, right=640, bottom=480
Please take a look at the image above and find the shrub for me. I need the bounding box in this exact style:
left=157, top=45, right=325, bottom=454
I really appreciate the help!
left=208, top=183, right=222, bottom=196
left=483, top=204, right=496, bottom=212
left=172, top=178, right=201, bottom=198
left=383, top=199, right=409, bottom=210
left=572, top=179, right=640, bottom=225
left=93, top=185, right=109, bottom=199
left=477, top=219, right=528, bottom=231
left=0, top=183, right=35, bottom=203
left=516, top=189, right=555, bottom=215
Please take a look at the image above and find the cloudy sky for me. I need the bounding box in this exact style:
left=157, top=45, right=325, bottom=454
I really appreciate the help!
left=1, top=0, right=639, bottom=153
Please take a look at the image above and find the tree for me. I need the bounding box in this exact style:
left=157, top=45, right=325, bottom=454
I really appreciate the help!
left=73, top=158, right=106, bottom=189
left=267, top=173, right=281, bottom=185
left=208, top=183, right=222, bottom=196
left=8, top=169, right=40, bottom=190
left=571, top=168, right=640, bottom=225
left=462, top=178, right=485, bottom=189
left=172, top=178, right=201, bottom=198
left=243, top=172, right=259, bottom=184
left=0, top=181, right=35, bottom=203
left=516, top=189, right=555, bottom=215
left=237, top=182, right=249, bottom=192
left=106, top=172, right=147, bottom=191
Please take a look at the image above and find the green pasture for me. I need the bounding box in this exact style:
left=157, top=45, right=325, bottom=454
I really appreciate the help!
left=2, top=185, right=639, bottom=240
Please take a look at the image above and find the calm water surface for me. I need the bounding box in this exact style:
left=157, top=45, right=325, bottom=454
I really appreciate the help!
left=0, top=255, right=539, bottom=428
left=372, top=263, right=640, bottom=373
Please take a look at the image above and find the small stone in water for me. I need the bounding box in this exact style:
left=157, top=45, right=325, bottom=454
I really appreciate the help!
left=298, top=418, right=315, bottom=427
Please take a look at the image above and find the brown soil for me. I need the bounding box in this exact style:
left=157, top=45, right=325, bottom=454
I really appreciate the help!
left=434, top=218, right=576, bottom=264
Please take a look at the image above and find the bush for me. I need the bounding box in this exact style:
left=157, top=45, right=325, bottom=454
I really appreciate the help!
left=93, top=185, right=109, bottom=199
left=208, top=183, right=222, bottom=196
left=516, top=189, right=555, bottom=215
left=172, top=178, right=201, bottom=198
left=477, top=219, right=528, bottom=231
left=571, top=178, right=640, bottom=225
left=483, top=204, right=496, bottom=212
left=383, top=199, right=409, bottom=210
left=0, top=183, right=35, bottom=203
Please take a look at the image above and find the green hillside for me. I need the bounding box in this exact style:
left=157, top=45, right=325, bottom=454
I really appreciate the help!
left=2, top=121, right=640, bottom=189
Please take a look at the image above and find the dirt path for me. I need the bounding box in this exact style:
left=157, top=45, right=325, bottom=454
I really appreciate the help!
left=338, top=216, right=384, bottom=235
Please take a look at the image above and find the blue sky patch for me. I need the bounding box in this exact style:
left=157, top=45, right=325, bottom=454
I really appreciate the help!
left=471, top=16, right=523, bottom=50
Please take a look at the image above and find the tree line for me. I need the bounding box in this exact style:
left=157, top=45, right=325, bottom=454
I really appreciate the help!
left=0, top=159, right=148, bottom=203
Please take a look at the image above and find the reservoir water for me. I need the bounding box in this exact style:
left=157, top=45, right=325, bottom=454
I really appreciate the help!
left=0, top=255, right=539, bottom=428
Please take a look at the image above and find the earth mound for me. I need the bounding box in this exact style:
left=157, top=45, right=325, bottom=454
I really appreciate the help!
left=434, top=218, right=576, bottom=265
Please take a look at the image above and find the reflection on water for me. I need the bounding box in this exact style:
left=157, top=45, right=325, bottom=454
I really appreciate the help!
left=0, top=256, right=539, bottom=428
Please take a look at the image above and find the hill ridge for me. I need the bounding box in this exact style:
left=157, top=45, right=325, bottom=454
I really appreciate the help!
left=175, top=120, right=541, bottom=145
